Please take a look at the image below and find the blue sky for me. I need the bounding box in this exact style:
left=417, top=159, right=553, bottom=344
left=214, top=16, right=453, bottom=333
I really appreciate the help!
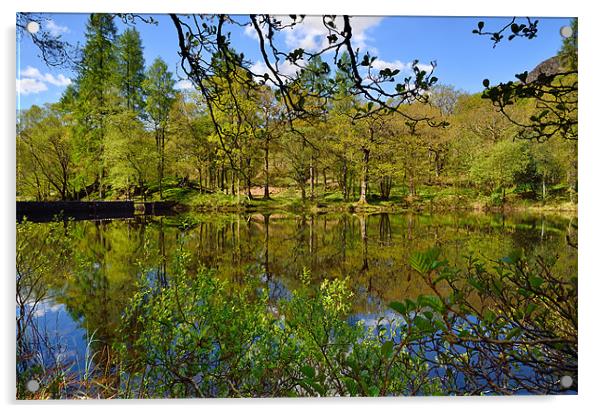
left=16, top=14, right=572, bottom=110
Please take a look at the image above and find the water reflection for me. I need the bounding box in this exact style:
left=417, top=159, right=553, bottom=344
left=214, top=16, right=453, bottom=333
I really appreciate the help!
left=16, top=211, right=577, bottom=388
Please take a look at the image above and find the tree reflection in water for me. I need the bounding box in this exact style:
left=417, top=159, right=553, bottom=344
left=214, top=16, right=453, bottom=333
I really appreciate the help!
left=16, top=211, right=577, bottom=398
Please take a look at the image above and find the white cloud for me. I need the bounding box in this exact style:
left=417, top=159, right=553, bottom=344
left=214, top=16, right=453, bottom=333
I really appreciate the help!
left=242, top=17, right=436, bottom=89
left=175, top=79, right=194, bottom=90
left=20, top=66, right=72, bottom=86
left=250, top=61, right=268, bottom=75
left=283, top=16, right=382, bottom=52
left=45, top=19, right=69, bottom=37
left=17, top=66, right=72, bottom=96
left=243, top=16, right=382, bottom=54
left=249, top=60, right=300, bottom=84
left=16, top=78, right=48, bottom=95
left=371, top=59, right=409, bottom=72
left=416, top=62, right=435, bottom=73
left=244, top=24, right=259, bottom=40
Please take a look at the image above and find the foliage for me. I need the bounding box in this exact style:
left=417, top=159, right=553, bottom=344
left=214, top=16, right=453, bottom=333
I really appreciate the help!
left=17, top=15, right=578, bottom=209
left=143, top=57, right=176, bottom=198
left=116, top=28, right=146, bottom=113
left=117, top=251, right=442, bottom=397
left=470, top=139, right=532, bottom=202
left=390, top=248, right=577, bottom=394
left=104, top=110, right=157, bottom=198
left=17, top=105, right=75, bottom=200
left=72, top=14, right=120, bottom=198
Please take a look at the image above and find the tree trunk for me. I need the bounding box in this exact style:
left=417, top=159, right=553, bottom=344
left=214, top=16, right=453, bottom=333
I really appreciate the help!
left=310, top=155, right=315, bottom=200
left=198, top=168, right=203, bottom=193
left=158, top=127, right=165, bottom=200
left=358, top=148, right=370, bottom=204
left=263, top=140, right=270, bottom=199
left=380, top=176, right=392, bottom=200
left=245, top=158, right=253, bottom=200
left=246, top=176, right=252, bottom=200
left=342, top=161, right=349, bottom=201
left=408, top=173, right=416, bottom=197
left=220, top=166, right=225, bottom=192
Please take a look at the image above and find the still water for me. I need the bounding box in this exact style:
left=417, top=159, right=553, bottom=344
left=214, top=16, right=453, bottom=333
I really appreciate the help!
left=17, top=211, right=577, bottom=382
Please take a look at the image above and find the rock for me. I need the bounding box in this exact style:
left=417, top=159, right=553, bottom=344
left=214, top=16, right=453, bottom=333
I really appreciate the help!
left=526, top=55, right=562, bottom=83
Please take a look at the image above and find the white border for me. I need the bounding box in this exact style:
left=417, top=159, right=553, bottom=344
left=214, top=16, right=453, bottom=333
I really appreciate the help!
left=2, top=1, right=601, bottom=412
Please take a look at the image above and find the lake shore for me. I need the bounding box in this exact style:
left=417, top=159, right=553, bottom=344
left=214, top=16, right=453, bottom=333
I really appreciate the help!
left=16, top=195, right=578, bottom=218
left=174, top=193, right=578, bottom=217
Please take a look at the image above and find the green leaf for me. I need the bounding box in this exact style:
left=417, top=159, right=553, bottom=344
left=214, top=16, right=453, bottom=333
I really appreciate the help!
left=417, top=295, right=444, bottom=313
left=529, top=276, right=544, bottom=289
left=414, top=315, right=433, bottom=333
left=309, top=380, right=326, bottom=396
left=483, top=308, right=496, bottom=324
left=381, top=340, right=394, bottom=358
left=409, top=248, right=440, bottom=274
left=389, top=301, right=406, bottom=315
left=506, top=327, right=522, bottom=339
left=434, top=319, right=446, bottom=331
left=467, top=277, right=484, bottom=291
left=525, top=302, right=537, bottom=317
left=301, top=365, right=315, bottom=379
left=342, top=377, right=358, bottom=396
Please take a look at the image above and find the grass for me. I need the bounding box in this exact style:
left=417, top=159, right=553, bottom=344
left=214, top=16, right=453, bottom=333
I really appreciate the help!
left=156, top=179, right=577, bottom=215
left=36, top=177, right=577, bottom=215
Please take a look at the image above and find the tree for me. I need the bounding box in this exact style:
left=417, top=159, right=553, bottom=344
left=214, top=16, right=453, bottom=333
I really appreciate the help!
left=355, top=112, right=390, bottom=204
left=104, top=110, right=157, bottom=200
left=17, top=105, right=75, bottom=200
left=559, top=18, right=577, bottom=71
left=168, top=14, right=439, bottom=161
left=470, top=139, right=532, bottom=204
left=252, top=87, right=285, bottom=199
left=116, top=28, right=146, bottom=113
left=282, top=130, right=312, bottom=201
left=143, top=57, right=176, bottom=199
left=327, top=55, right=359, bottom=201
left=168, top=92, right=215, bottom=192
left=531, top=139, right=571, bottom=201
left=72, top=13, right=120, bottom=198
left=387, top=109, right=430, bottom=198
left=425, top=85, right=461, bottom=181
left=476, top=17, right=577, bottom=203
